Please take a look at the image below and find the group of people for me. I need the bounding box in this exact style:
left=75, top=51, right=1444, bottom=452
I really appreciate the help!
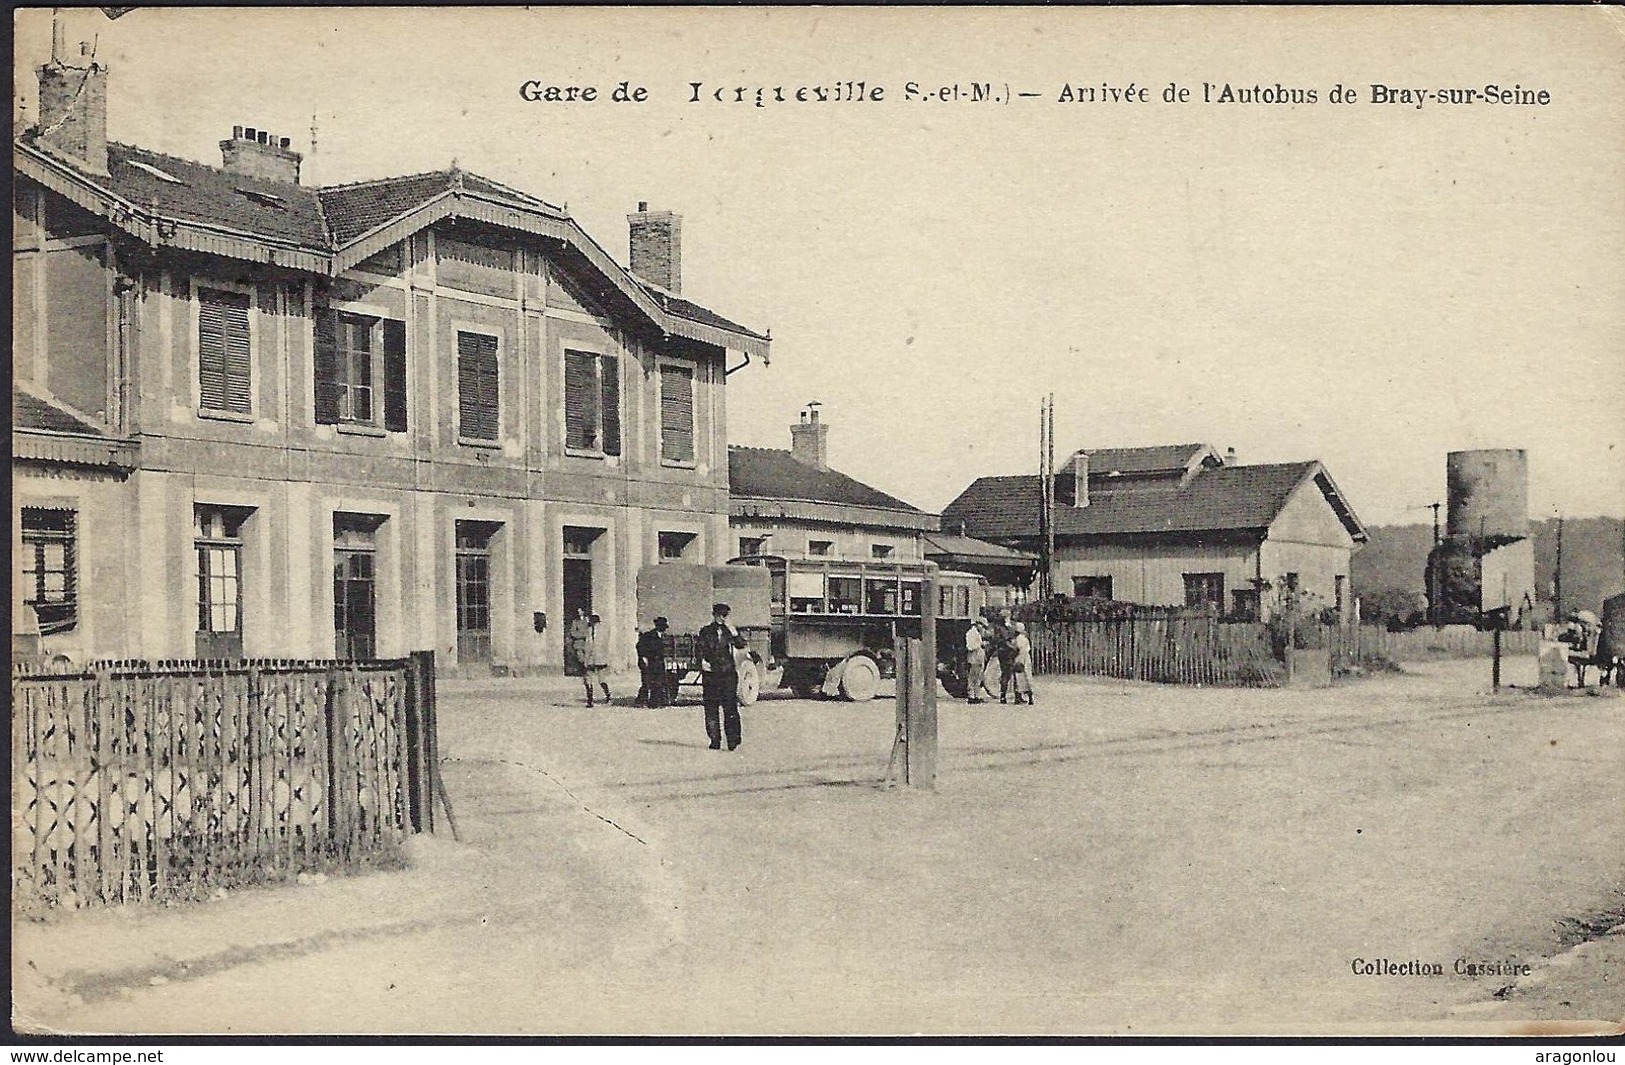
left=570, top=603, right=750, bottom=751
left=963, top=611, right=1035, bottom=705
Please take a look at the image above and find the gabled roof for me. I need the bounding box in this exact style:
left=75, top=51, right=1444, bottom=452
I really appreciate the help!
left=14, top=136, right=769, bottom=356
left=1084, top=443, right=1214, bottom=477
left=943, top=460, right=1367, bottom=543
left=729, top=446, right=928, bottom=517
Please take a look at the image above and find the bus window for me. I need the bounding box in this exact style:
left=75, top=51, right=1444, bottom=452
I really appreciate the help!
left=956, top=584, right=972, bottom=617
left=938, top=585, right=954, bottom=618
left=900, top=579, right=922, bottom=616
left=770, top=572, right=786, bottom=610
left=828, top=576, right=863, bottom=614
left=865, top=577, right=899, bottom=615
left=789, top=570, right=825, bottom=614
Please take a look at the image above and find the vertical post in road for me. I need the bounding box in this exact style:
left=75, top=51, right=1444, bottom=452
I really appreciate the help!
left=1492, top=627, right=1502, bottom=691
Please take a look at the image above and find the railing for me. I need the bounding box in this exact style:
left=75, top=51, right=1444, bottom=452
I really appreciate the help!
left=1027, top=618, right=1283, bottom=688
left=11, top=653, right=438, bottom=909
left=1323, top=625, right=1541, bottom=667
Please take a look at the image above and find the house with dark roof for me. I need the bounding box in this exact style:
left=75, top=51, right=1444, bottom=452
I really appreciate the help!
left=729, top=405, right=937, bottom=562
left=727, top=405, right=1038, bottom=601
left=941, top=444, right=1366, bottom=620
left=13, top=53, right=768, bottom=671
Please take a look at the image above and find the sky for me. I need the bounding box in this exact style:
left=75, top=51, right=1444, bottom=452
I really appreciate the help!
left=14, top=6, right=1624, bottom=526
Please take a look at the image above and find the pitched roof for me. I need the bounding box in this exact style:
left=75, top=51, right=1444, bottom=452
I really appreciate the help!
left=13, top=389, right=106, bottom=436
left=729, top=446, right=924, bottom=513
left=15, top=137, right=767, bottom=353
left=943, top=461, right=1365, bottom=541
left=317, top=169, right=565, bottom=244
left=921, top=532, right=1038, bottom=565
left=100, top=142, right=331, bottom=246
left=1083, top=443, right=1212, bottom=476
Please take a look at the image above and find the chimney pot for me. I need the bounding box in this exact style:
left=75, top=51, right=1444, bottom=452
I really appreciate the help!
left=245, top=126, right=257, bottom=140
left=790, top=405, right=831, bottom=471
left=1071, top=450, right=1090, bottom=508
left=1225, top=447, right=1238, bottom=467
left=279, top=136, right=291, bottom=149
left=233, top=125, right=244, bottom=139
left=637, top=200, right=648, bottom=212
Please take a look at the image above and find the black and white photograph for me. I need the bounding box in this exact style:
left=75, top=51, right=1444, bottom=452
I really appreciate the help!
left=9, top=4, right=1625, bottom=1038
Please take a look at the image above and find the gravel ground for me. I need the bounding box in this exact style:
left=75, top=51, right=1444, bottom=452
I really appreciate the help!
left=11, top=657, right=1624, bottom=1036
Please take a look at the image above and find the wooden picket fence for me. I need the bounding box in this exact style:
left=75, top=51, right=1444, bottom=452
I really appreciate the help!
left=1322, top=625, right=1541, bottom=667
left=1027, top=618, right=1283, bottom=688
left=11, top=653, right=440, bottom=909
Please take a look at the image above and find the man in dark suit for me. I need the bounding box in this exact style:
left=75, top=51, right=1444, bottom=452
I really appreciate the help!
left=696, top=602, right=747, bottom=750
left=635, top=616, right=670, bottom=707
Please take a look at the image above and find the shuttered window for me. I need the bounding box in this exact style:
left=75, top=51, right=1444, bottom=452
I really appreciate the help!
left=457, top=330, right=500, bottom=441
left=198, top=289, right=251, bottom=414
left=659, top=363, right=695, bottom=464
left=315, top=311, right=409, bottom=431
left=564, top=350, right=621, bottom=455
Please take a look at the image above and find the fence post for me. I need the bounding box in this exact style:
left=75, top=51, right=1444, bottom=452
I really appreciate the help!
left=1492, top=628, right=1502, bottom=691
left=405, top=651, right=437, bottom=834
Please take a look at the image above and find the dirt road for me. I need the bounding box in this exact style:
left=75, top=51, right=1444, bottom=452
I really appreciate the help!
left=13, top=658, right=1623, bottom=1035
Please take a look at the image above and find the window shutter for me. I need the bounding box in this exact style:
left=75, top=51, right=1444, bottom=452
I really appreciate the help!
left=198, top=295, right=228, bottom=410
left=313, top=309, right=341, bottom=424
left=600, top=353, right=621, bottom=456
left=564, top=350, right=597, bottom=450
left=660, top=364, right=695, bottom=463
left=457, top=331, right=499, bottom=440
left=222, top=297, right=251, bottom=413
left=199, top=290, right=251, bottom=413
left=382, top=319, right=408, bottom=432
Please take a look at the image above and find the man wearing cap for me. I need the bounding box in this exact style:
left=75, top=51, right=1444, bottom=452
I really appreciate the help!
left=635, top=617, right=670, bottom=708
left=696, top=602, right=748, bottom=750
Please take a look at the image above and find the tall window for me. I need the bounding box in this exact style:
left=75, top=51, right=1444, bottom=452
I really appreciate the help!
left=20, top=508, right=77, bottom=635
left=1183, top=572, right=1225, bottom=611
left=564, top=349, right=621, bottom=455
left=196, top=506, right=250, bottom=658
left=197, top=288, right=252, bottom=414
left=316, top=310, right=407, bottom=430
left=659, top=363, right=695, bottom=464
left=456, top=330, right=500, bottom=441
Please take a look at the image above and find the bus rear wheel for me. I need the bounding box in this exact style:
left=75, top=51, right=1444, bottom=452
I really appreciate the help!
left=838, top=655, right=881, bottom=702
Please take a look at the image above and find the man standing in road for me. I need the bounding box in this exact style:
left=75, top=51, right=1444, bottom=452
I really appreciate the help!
left=697, top=602, right=748, bottom=750
left=635, top=616, right=670, bottom=708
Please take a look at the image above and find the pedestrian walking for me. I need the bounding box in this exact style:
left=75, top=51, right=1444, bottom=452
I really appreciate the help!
left=1011, top=621, right=1035, bottom=705
left=567, top=608, right=591, bottom=676
left=696, top=602, right=747, bottom=750
left=635, top=617, right=670, bottom=708
left=582, top=613, right=612, bottom=707
left=964, top=618, right=996, bottom=703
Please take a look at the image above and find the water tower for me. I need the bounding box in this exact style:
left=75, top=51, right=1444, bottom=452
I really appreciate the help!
left=1426, top=449, right=1536, bottom=628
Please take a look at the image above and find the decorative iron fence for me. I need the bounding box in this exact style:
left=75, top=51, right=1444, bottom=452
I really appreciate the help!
left=1027, top=618, right=1283, bottom=688
left=12, top=653, right=439, bottom=909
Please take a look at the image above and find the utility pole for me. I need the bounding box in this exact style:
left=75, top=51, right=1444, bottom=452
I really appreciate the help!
left=1036, top=394, right=1056, bottom=601
left=1555, top=515, right=1565, bottom=621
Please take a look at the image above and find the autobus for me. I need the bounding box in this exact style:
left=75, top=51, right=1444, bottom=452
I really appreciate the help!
left=727, top=555, right=986, bottom=700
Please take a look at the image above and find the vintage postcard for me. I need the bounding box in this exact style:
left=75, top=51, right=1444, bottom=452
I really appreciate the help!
left=10, top=4, right=1624, bottom=1039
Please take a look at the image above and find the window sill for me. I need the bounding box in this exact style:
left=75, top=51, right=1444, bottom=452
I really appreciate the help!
left=660, top=459, right=698, bottom=470
left=458, top=436, right=503, bottom=450
left=565, top=448, right=606, bottom=460
left=196, top=407, right=254, bottom=424
left=336, top=422, right=388, bottom=438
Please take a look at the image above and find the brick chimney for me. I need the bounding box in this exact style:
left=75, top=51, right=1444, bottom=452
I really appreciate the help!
left=628, top=201, right=682, bottom=294
left=1224, top=447, right=1238, bottom=467
left=220, top=125, right=303, bottom=184
left=790, top=402, right=829, bottom=471
left=36, top=48, right=108, bottom=175
left=1070, top=450, right=1090, bottom=508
